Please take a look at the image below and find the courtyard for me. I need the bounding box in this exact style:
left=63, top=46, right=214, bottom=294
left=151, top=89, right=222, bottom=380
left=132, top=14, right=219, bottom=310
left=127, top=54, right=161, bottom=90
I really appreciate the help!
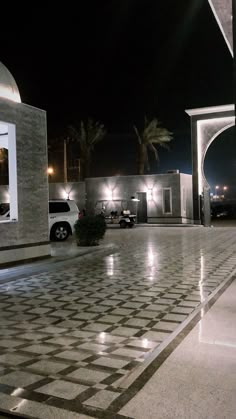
left=0, top=226, right=236, bottom=418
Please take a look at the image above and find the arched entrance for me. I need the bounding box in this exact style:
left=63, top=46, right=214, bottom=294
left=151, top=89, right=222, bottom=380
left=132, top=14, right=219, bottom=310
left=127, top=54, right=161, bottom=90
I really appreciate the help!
left=186, top=104, right=235, bottom=225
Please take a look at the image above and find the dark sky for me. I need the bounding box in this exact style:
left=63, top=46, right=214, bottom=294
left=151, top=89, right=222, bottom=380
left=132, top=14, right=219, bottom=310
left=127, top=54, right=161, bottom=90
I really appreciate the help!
left=1, top=1, right=234, bottom=182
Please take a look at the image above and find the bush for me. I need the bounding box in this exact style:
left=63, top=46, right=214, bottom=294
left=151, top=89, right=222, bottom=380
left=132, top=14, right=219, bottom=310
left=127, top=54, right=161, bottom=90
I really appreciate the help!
left=74, top=215, right=107, bottom=246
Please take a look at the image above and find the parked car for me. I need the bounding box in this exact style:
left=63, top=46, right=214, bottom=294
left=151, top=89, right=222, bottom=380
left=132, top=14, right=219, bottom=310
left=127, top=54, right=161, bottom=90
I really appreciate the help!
left=211, top=203, right=234, bottom=219
left=49, top=200, right=79, bottom=241
left=0, top=200, right=79, bottom=241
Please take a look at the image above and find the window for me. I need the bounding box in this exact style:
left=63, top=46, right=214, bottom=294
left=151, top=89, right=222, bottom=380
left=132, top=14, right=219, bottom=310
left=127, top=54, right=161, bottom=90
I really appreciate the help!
left=0, top=121, right=17, bottom=222
left=49, top=202, right=70, bottom=213
left=163, top=188, right=172, bottom=214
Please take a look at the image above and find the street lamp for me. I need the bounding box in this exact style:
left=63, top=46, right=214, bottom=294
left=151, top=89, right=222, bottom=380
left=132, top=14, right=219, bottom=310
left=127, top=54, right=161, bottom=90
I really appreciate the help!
left=215, top=185, right=219, bottom=197
left=223, top=186, right=228, bottom=199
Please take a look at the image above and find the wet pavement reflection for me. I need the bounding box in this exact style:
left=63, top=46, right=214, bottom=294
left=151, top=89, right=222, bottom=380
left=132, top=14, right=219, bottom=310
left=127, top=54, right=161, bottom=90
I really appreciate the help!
left=0, top=227, right=236, bottom=417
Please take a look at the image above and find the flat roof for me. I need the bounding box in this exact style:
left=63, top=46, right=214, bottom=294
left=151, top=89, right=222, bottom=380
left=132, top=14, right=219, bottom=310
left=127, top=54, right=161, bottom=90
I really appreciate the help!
left=185, top=104, right=234, bottom=117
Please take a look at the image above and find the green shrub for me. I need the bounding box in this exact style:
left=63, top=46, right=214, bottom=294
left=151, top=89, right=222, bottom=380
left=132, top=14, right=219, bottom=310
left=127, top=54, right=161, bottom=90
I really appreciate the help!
left=74, top=215, right=107, bottom=246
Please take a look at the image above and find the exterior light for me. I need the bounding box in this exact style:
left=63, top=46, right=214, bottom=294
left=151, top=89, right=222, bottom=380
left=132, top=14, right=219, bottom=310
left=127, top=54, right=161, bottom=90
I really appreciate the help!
left=47, top=167, right=54, bottom=175
left=223, top=186, right=228, bottom=191
left=147, top=188, right=153, bottom=201
left=215, top=185, right=219, bottom=190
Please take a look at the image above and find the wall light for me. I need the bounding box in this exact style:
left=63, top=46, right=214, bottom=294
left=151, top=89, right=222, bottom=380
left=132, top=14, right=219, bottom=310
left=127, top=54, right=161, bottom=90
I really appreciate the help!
left=62, top=191, right=70, bottom=200
left=147, top=188, right=153, bottom=201
left=47, top=167, right=54, bottom=175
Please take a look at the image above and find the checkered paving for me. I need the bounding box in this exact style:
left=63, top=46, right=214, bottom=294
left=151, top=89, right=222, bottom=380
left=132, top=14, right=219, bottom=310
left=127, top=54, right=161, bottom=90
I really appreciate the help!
left=0, top=227, right=236, bottom=417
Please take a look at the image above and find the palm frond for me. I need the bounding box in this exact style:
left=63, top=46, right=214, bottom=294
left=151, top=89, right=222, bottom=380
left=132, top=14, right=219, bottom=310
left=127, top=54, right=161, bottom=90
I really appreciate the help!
left=148, top=143, right=159, bottom=162
left=135, top=116, right=173, bottom=172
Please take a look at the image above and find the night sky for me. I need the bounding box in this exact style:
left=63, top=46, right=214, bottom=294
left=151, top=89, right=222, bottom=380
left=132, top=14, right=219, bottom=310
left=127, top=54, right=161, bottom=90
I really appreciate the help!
left=1, top=1, right=234, bottom=187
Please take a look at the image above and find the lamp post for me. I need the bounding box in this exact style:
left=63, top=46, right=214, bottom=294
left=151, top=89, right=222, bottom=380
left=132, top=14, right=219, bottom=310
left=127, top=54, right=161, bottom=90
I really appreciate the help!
left=223, top=185, right=228, bottom=199
left=215, top=185, right=219, bottom=197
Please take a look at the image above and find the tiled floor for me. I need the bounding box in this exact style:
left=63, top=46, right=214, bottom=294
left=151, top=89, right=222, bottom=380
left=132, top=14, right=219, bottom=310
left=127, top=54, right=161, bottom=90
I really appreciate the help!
left=120, top=276, right=236, bottom=419
left=0, top=227, right=236, bottom=418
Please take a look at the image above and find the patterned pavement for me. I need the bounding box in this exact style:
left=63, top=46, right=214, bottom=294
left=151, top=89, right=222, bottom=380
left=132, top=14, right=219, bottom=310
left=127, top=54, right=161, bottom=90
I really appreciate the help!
left=0, top=227, right=236, bottom=418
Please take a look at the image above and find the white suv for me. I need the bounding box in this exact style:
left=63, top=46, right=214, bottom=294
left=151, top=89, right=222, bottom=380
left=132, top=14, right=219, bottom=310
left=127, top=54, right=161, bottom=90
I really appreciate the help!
left=49, top=200, right=79, bottom=241
left=0, top=200, right=79, bottom=241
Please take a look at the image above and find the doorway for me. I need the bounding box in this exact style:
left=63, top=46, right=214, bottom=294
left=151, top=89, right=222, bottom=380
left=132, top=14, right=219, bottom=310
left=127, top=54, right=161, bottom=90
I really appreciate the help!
left=137, top=192, right=147, bottom=223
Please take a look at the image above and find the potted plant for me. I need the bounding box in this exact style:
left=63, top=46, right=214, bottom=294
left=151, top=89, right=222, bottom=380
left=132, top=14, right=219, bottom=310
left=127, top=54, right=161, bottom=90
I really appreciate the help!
left=74, top=215, right=106, bottom=246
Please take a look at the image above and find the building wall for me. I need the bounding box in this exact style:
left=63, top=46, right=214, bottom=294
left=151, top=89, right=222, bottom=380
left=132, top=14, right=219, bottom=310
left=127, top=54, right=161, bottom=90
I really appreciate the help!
left=0, top=98, right=50, bottom=264
left=85, top=173, right=193, bottom=224
left=49, top=182, right=86, bottom=211
left=180, top=173, right=193, bottom=223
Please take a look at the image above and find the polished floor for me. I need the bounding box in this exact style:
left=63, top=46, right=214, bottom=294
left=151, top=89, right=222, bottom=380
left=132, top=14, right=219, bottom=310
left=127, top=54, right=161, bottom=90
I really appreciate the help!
left=0, top=227, right=235, bottom=418
left=121, top=277, right=236, bottom=419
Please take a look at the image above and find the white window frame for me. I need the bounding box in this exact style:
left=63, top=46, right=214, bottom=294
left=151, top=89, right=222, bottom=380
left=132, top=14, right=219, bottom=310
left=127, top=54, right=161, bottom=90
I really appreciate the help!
left=0, top=121, right=18, bottom=222
left=162, top=188, right=172, bottom=214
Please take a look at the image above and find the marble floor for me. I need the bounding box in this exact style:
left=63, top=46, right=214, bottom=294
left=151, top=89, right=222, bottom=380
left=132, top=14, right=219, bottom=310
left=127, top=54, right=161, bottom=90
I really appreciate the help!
left=120, top=275, right=236, bottom=419
left=0, top=227, right=235, bottom=418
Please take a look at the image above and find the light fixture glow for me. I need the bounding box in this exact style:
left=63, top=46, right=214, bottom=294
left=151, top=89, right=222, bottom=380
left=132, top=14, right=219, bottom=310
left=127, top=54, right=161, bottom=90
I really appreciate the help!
left=147, top=188, right=153, bottom=201
left=47, top=167, right=54, bottom=175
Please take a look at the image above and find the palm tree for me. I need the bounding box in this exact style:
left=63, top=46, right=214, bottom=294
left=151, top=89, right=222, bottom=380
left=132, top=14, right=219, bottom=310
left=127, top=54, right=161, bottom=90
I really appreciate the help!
left=68, top=119, right=106, bottom=179
left=134, top=117, right=173, bottom=175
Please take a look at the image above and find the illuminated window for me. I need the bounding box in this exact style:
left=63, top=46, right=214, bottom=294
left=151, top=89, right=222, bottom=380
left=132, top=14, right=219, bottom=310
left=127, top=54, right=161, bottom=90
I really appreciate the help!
left=162, top=188, right=172, bottom=214
left=0, top=121, right=18, bottom=222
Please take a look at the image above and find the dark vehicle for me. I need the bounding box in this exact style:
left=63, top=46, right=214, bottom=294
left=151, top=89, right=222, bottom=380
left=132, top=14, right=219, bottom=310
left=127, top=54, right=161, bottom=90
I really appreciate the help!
left=211, top=203, right=236, bottom=219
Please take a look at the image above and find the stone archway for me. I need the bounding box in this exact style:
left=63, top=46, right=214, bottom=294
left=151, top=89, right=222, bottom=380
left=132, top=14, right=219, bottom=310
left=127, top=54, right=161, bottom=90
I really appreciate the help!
left=186, top=104, right=235, bottom=224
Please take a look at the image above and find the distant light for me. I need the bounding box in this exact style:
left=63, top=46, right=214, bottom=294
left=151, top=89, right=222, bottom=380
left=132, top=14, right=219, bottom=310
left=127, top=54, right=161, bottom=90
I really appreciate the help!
left=47, top=167, right=54, bottom=175
left=223, top=186, right=228, bottom=191
left=215, top=185, right=219, bottom=190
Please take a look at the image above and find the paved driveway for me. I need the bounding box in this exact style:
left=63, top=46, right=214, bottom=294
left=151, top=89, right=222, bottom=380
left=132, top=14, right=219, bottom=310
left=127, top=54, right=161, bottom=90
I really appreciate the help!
left=0, top=227, right=236, bottom=418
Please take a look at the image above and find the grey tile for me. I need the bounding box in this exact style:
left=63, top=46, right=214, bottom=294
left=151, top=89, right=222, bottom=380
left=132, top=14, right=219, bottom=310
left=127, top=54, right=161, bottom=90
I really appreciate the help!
left=0, top=353, right=32, bottom=365
left=40, top=326, right=68, bottom=334
left=126, top=339, right=157, bottom=349
left=27, top=360, right=68, bottom=374
left=0, top=339, right=25, bottom=348
left=84, top=389, right=119, bottom=409
left=45, top=337, right=79, bottom=346
left=141, top=330, right=170, bottom=342
left=112, top=348, right=145, bottom=358
left=67, top=367, right=110, bottom=384
left=125, top=318, right=150, bottom=328
left=0, top=371, right=44, bottom=387
left=78, top=343, right=109, bottom=353
left=82, top=323, right=111, bottom=332
left=111, top=326, right=139, bottom=337
left=55, top=350, right=91, bottom=362
left=99, top=315, right=123, bottom=323
left=23, top=344, right=58, bottom=354
left=69, top=330, right=95, bottom=339
left=92, top=357, right=129, bottom=369
left=153, top=321, right=179, bottom=332
left=163, top=313, right=187, bottom=322
left=36, top=379, right=88, bottom=399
